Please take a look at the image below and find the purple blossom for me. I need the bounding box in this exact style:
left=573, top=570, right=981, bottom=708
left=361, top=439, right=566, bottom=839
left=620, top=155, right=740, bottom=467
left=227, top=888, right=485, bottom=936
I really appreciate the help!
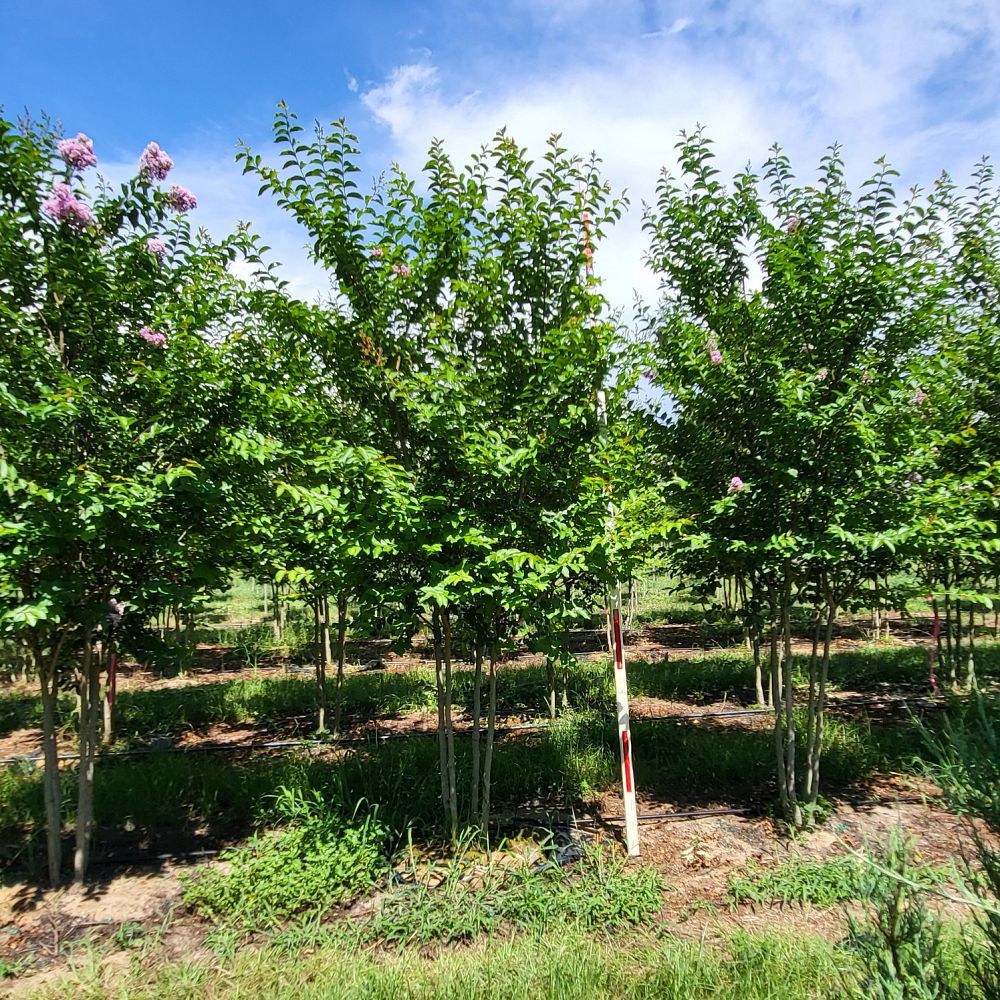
left=107, top=598, right=125, bottom=626
left=710, top=349, right=723, bottom=366
left=165, top=185, right=197, bottom=212
left=643, top=370, right=655, bottom=380
left=138, top=326, right=167, bottom=347
left=42, top=183, right=93, bottom=228
left=816, top=368, right=829, bottom=381
left=145, top=237, right=167, bottom=261
left=785, top=215, right=803, bottom=233
left=911, top=390, right=928, bottom=405
left=370, top=247, right=385, bottom=259
left=392, top=263, right=412, bottom=277
left=728, top=476, right=746, bottom=493
left=138, top=141, right=173, bottom=181
left=58, top=133, right=96, bottom=171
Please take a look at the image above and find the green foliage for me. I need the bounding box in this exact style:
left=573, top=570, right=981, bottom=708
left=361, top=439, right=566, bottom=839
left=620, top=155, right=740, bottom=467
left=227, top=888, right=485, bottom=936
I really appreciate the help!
left=728, top=851, right=956, bottom=909
left=924, top=694, right=1000, bottom=830
left=846, top=832, right=966, bottom=1000
left=182, top=787, right=388, bottom=931
left=20, top=927, right=866, bottom=1000
left=353, top=843, right=662, bottom=946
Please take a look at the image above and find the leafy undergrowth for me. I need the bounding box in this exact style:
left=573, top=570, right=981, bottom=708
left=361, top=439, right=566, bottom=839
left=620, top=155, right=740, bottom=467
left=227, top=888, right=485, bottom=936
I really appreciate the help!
left=727, top=851, right=958, bottom=908
left=181, top=787, right=388, bottom=932
left=180, top=784, right=662, bottom=947
left=351, top=843, right=663, bottom=947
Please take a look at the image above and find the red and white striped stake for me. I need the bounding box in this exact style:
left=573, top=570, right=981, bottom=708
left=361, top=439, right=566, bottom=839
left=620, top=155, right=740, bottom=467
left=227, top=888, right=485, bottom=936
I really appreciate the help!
left=596, top=391, right=640, bottom=856
left=583, top=182, right=639, bottom=855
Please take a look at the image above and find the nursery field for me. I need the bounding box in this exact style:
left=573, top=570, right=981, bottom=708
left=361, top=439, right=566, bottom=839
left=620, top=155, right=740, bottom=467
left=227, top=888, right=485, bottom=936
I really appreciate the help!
left=1, top=580, right=998, bottom=998
left=3, top=109, right=1000, bottom=999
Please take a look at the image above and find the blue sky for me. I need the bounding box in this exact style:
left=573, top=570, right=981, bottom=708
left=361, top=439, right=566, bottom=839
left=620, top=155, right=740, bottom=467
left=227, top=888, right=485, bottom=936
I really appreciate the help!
left=4, top=0, right=1000, bottom=307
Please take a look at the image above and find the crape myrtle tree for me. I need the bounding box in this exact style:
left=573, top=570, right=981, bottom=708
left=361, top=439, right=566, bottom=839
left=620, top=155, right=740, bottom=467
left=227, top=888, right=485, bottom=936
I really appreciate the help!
left=912, top=162, right=1000, bottom=687
left=642, top=132, right=967, bottom=827
left=240, top=107, right=628, bottom=841
left=226, top=293, right=416, bottom=735
left=0, top=115, right=270, bottom=883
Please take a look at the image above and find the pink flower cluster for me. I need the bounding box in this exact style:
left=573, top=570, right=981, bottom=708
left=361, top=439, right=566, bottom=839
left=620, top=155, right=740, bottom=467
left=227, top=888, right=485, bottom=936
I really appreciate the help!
left=145, top=237, right=167, bottom=261
left=370, top=247, right=385, bottom=259
left=392, top=263, right=412, bottom=277
left=728, top=476, right=746, bottom=493
left=911, top=390, right=928, bottom=405
left=166, top=185, right=197, bottom=212
left=706, top=338, right=722, bottom=365
left=138, top=326, right=167, bottom=346
left=42, top=183, right=93, bottom=228
left=139, top=142, right=173, bottom=181
left=58, top=133, right=96, bottom=171
left=816, top=368, right=829, bottom=381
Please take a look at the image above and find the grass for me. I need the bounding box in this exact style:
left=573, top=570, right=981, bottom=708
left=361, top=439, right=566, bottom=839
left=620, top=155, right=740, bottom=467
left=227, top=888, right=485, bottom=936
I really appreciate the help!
left=0, top=707, right=934, bottom=877
left=727, top=852, right=958, bottom=908
left=23, top=926, right=865, bottom=999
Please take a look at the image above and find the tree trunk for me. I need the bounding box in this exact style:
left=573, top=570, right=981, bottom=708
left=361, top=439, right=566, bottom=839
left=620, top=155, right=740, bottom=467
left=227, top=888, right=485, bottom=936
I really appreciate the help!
left=317, top=596, right=331, bottom=734
left=806, top=592, right=836, bottom=811
left=73, top=640, right=100, bottom=884
left=780, top=577, right=802, bottom=828
left=471, top=641, right=483, bottom=821
left=333, top=595, right=347, bottom=737
left=432, top=610, right=450, bottom=828
left=101, top=643, right=115, bottom=748
left=38, top=638, right=64, bottom=887
left=752, top=626, right=765, bottom=706
left=966, top=602, right=977, bottom=692
left=545, top=657, right=557, bottom=720
left=768, top=591, right=788, bottom=819
left=271, top=581, right=281, bottom=642
left=442, top=609, right=458, bottom=846
left=481, top=643, right=498, bottom=835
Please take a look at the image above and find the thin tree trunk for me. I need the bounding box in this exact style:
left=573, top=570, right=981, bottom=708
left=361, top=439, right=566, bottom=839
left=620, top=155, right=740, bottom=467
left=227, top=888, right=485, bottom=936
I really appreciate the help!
left=803, top=610, right=821, bottom=803
left=101, top=641, right=115, bottom=748
left=780, top=578, right=801, bottom=828
left=74, top=640, right=100, bottom=884
left=317, top=596, right=330, bottom=733
left=943, top=569, right=956, bottom=686
left=471, top=641, right=483, bottom=821
left=38, top=637, right=64, bottom=887
left=272, top=581, right=281, bottom=642
left=768, top=590, right=788, bottom=819
left=752, top=626, right=765, bottom=705
left=442, top=609, right=458, bottom=846
left=966, top=602, right=977, bottom=692
left=807, top=593, right=837, bottom=811
left=432, top=609, right=449, bottom=824
left=481, top=643, right=498, bottom=836
left=561, top=661, right=570, bottom=710
left=545, top=657, right=557, bottom=719
left=333, top=595, right=347, bottom=737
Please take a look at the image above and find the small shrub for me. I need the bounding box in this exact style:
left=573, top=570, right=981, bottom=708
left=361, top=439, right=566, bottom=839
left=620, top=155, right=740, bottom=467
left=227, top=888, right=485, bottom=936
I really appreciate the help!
left=182, top=786, right=388, bottom=931
left=728, top=851, right=955, bottom=909
left=355, top=842, right=663, bottom=946
left=846, top=831, right=963, bottom=1000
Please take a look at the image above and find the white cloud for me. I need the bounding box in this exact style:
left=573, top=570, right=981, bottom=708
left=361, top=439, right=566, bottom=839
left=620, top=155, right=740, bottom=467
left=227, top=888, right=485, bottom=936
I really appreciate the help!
left=353, top=0, right=1000, bottom=315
